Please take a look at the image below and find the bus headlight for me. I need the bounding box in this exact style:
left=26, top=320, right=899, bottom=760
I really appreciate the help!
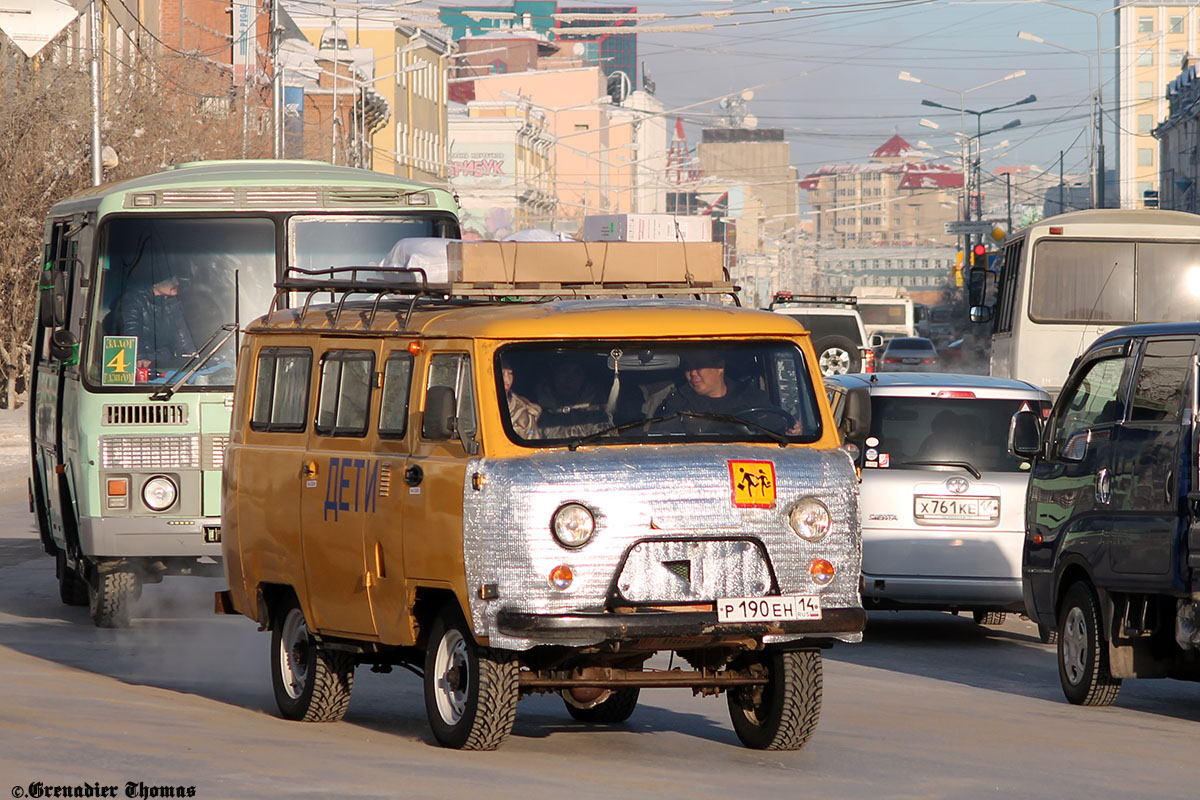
left=789, top=497, right=831, bottom=542
left=551, top=503, right=595, bottom=548
left=142, top=476, right=178, bottom=511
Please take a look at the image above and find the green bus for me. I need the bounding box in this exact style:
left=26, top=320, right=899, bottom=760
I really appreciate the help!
left=31, top=160, right=461, bottom=627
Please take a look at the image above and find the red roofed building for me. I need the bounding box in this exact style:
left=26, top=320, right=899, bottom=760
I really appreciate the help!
left=802, top=135, right=963, bottom=247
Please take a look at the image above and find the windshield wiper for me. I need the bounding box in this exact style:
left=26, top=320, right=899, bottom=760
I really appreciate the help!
left=150, top=323, right=237, bottom=402
left=567, top=410, right=789, bottom=450
left=900, top=459, right=982, bottom=480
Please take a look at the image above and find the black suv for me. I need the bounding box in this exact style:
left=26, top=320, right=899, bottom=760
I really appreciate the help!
left=1010, top=323, right=1200, bottom=706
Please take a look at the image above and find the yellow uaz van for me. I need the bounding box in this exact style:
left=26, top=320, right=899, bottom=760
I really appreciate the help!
left=217, top=242, right=864, bottom=750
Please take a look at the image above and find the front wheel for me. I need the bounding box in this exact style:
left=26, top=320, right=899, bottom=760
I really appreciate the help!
left=727, top=649, right=822, bottom=750
left=1058, top=582, right=1121, bottom=706
left=972, top=610, right=1006, bottom=626
left=270, top=600, right=355, bottom=722
left=88, top=567, right=139, bottom=628
left=424, top=605, right=519, bottom=750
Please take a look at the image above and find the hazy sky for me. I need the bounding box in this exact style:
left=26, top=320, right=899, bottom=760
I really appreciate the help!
left=429, top=2, right=1134, bottom=186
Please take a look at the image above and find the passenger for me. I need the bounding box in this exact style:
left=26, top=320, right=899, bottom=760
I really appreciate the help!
left=918, top=410, right=978, bottom=458
left=657, top=351, right=800, bottom=435
left=502, top=361, right=541, bottom=440
left=116, top=275, right=196, bottom=374
left=535, top=357, right=610, bottom=439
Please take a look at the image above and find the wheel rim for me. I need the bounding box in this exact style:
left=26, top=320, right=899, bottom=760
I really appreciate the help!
left=278, top=608, right=311, bottom=701
left=819, top=348, right=851, bottom=376
left=1062, top=606, right=1088, bottom=685
left=433, top=627, right=470, bottom=725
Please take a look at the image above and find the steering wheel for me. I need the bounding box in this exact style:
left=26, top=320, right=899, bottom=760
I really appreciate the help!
left=738, top=406, right=796, bottom=434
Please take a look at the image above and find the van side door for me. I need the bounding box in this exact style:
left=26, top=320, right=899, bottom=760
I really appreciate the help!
left=300, top=344, right=378, bottom=638
left=1107, top=336, right=1195, bottom=588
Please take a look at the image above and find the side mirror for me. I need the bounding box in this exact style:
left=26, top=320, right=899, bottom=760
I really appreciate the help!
left=1008, top=409, right=1042, bottom=459
left=970, top=305, right=993, bottom=324
left=967, top=266, right=987, bottom=307
left=48, top=329, right=78, bottom=363
left=868, top=334, right=884, bottom=348
left=39, top=270, right=68, bottom=328
left=422, top=385, right=457, bottom=440
left=840, top=387, right=871, bottom=441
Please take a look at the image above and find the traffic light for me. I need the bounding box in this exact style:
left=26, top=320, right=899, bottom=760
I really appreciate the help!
left=971, top=243, right=988, bottom=268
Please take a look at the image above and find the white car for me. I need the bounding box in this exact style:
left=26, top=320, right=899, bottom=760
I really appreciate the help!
left=825, top=373, right=1051, bottom=626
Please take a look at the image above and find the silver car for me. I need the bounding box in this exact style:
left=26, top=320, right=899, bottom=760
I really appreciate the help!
left=878, top=337, right=939, bottom=372
left=826, top=373, right=1051, bottom=626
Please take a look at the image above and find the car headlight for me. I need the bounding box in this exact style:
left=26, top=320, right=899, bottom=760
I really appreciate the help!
left=789, top=497, right=831, bottom=542
left=551, top=503, right=595, bottom=548
left=142, top=476, right=178, bottom=511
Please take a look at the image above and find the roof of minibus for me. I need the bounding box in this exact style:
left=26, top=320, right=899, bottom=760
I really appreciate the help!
left=48, top=159, right=451, bottom=215
left=1017, top=208, right=1200, bottom=236
left=250, top=298, right=812, bottom=340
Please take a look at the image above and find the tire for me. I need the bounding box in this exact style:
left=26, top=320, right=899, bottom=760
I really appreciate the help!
left=424, top=605, right=519, bottom=750
left=813, top=335, right=860, bottom=376
left=56, top=550, right=89, bottom=607
left=564, top=688, right=640, bottom=724
left=727, top=649, right=822, bottom=750
left=88, top=568, right=138, bottom=628
left=1058, top=582, right=1121, bottom=706
left=270, top=600, right=355, bottom=722
left=1038, top=622, right=1058, bottom=644
left=972, top=610, right=1006, bottom=626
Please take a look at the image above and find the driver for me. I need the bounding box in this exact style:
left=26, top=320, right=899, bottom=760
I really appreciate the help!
left=656, top=350, right=794, bottom=434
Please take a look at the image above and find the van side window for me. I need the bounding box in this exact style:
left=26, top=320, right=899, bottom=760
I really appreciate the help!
left=315, top=350, right=374, bottom=436
left=424, top=353, right=476, bottom=440
left=1129, top=338, right=1194, bottom=423
left=251, top=347, right=312, bottom=432
left=379, top=351, right=414, bottom=438
left=1054, top=357, right=1125, bottom=449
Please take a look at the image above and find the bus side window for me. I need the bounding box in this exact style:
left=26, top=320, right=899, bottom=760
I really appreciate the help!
left=994, top=239, right=1023, bottom=334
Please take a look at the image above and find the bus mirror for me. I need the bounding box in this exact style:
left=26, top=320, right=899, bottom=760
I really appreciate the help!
left=967, top=266, right=987, bottom=306
left=970, top=305, right=993, bottom=324
left=422, top=385, right=457, bottom=440
left=39, top=270, right=68, bottom=328
left=1008, top=410, right=1042, bottom=459
left=48, top=329, right=78, bottom=363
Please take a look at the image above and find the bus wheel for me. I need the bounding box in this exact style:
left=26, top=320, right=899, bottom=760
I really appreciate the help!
left=88, top=567, right=138, bottom=628
left=424, top=605, right=518, bottom=750
left=727, top=649, right=822, bottom=750
left=56, top=550, right=88, bottom=607
left=270, top=599, right=354, bottom=722
left=564, top=687, right=640, bottom=723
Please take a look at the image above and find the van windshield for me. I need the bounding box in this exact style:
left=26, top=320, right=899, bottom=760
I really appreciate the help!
left=866, top=396, right=1048, bottom=473
left=497, top=341, right=823, bottom=446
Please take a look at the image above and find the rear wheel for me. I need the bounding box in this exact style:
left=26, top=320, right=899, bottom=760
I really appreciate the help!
left=813, top=335, right=860, bottom=376
left=727, top=649, right=821, bottom=750
left=56, top=550, right=88, bottom=607
left=270, top=600, right=355, bottom=722
left=564, top=688, right=640, bottom=723
left=1058, top=582, right=1121, bottom=706
left=972, top=610, right=1006, bottom=626
left=1037, top=622, right=1058, bottom=644
left=88, top=567, right=138, bottom=628
left=424, top=605, right=519, bottom=750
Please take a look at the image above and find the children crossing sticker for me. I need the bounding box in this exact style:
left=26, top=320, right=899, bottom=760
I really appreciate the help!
left=102, top=336, right=138, bottom=386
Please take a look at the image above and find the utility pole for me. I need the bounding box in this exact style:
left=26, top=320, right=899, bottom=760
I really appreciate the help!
left=89, top=0, right=103, bottom=185
left=1006, top=172, right=1012, bottom=232
left=1059, top=150, right=1065, bottom=213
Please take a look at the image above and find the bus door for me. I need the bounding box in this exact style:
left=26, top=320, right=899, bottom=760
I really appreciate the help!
left=300, top=344, right=378, bottom=638
left=32, top=215, right=90, bottom=556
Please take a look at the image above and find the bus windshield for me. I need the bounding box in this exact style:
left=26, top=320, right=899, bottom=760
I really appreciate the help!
left=497, top=341, right=824, bottom=446
left=290, top=214, right=458, bottom=272
left=90, top=217, right=277, bottom=390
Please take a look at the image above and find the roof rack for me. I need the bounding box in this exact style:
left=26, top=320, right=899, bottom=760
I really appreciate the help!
left=271, top=265, right=740, bottom=331
left=769, top=291, right=857, bottom=310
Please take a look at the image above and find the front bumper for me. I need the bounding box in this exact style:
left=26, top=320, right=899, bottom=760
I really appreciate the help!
left=79, top=516, right=223, bottom=559
left=496, top=606, right=866, bottom=647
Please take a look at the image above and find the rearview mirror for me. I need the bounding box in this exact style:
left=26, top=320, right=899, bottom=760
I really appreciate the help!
left=840, top=387, right=871, bottom=440
left=1008, top=410, right=1042, bottom=459
left=422, top=385, right=456, bottom=440
left=39, top=270, right=68, bottom=328
left=970, top=305, right=993, bottom=324
left=48, top=329, right=78, bottom=363
left=967, top=266, right=987, bottom=307
left=868, top=334, right=884, bottom=348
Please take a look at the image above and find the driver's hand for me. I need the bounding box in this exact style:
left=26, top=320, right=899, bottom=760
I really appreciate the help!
left=786, top=421, right=803, bottom=436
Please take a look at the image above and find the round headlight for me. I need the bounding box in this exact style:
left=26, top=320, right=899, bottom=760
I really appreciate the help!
left=551, top=503, right=595, bottom=548
left=142, top=476, right=178, bottom=511
left=789, top=497, right=831, bottom=542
